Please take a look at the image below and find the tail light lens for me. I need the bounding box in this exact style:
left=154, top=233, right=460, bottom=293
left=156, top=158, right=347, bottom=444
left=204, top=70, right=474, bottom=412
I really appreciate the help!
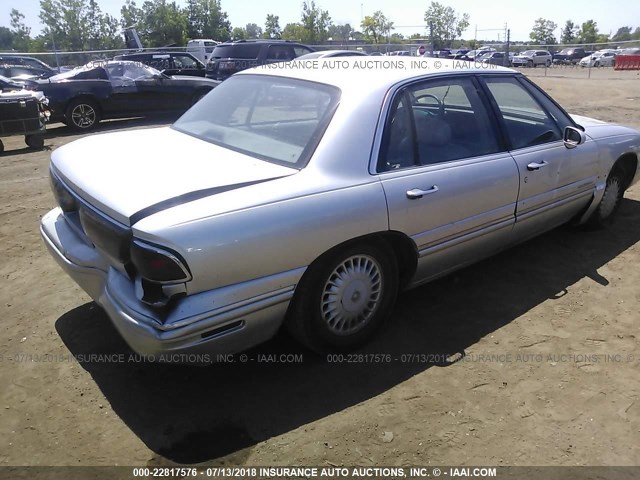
left=130, top=240, right=191, bottom=284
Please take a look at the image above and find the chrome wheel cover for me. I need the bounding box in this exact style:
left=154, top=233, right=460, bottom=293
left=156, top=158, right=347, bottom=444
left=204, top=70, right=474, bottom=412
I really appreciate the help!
left=71, top=104, right=96, bottom=128
left=600, top=176, right=621, bottom=219
left=321, top=254, right=383, bottom=335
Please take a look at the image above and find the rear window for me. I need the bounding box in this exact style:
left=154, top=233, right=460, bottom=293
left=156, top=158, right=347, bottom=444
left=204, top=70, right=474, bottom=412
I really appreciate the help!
left=212, top=44, right=262, bottom=59
left=173, top=75, right=340, bottom=167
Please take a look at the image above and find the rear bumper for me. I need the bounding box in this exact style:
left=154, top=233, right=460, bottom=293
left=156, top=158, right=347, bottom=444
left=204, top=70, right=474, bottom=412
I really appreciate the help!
left=41, top=208, right=299, bottom=359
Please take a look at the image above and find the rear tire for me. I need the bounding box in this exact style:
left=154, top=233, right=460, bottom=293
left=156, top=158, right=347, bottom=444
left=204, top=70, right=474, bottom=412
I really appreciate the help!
left=286, top=241, right=399, bottom=353
left=25, top=134, right=44, bottom=150
left=65, top=98, right=101, bottom=130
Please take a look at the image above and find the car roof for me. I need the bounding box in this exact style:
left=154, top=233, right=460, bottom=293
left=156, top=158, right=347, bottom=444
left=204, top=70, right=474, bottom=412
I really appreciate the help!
left=241, top=57, right=514, bottom=93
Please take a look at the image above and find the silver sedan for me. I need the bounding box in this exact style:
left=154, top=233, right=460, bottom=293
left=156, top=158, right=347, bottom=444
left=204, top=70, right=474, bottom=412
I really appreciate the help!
left=41, top=59, right=640, bottom=357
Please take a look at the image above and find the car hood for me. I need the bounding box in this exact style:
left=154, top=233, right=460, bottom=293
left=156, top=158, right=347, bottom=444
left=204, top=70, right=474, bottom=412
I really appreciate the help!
left=571, top=114, right=640, bottom=139
left=51, top=127, right=298, bottom=226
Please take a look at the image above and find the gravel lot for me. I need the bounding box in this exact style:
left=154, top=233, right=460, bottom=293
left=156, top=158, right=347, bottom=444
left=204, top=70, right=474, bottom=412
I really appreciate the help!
left=0, top=69, right=639, bottom=469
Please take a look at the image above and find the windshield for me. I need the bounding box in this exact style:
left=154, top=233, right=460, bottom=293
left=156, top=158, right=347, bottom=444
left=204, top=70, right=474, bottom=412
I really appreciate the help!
left=173, top=75, right=340, bottom=167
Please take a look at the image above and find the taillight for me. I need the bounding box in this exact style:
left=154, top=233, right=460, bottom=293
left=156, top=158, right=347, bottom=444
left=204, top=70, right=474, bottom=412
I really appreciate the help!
left=130, top=240, right=191, bottom=284
left=50, top=173, right=77, bottom=212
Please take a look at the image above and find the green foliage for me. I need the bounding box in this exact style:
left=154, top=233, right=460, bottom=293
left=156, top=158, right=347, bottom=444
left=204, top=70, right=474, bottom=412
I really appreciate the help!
left=611, top=26, right=631, bottom=42
left=529, top=18, right=557, bottom=45
left=10, top=9, right=32, bottom=51
left=300, top=1, right=332, bottom=44
left=360, top=11, right=393, bottom=44
left=245, top=23, right=262, bottom=39
left=281, top=22, right=306, bottom=41
left=577, top=19, right=598, bottom=44
left=328, top=24, right=353, bottom=42
left=424, top=1, right=469, bottom=48
left=0, top=26, right=13, bottom=50
left=263, top=14, right=281, bottom=39
left=231, top=27, right=246, bottom=40
left=560, top=20, right=577, bottom=44
left=185, top=0, right=230, bottom=41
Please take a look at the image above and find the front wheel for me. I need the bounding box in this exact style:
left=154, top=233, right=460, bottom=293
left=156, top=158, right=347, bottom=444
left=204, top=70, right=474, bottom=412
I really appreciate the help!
left=286, top=242, right=399, bottom=352
left=585, top=169, right=625, bottom=228
left=65, top=98, right=101, bottom=130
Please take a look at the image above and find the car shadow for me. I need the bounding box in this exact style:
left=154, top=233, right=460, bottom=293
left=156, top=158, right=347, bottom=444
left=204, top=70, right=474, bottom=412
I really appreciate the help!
left=55, top=198, right=640, bottom=464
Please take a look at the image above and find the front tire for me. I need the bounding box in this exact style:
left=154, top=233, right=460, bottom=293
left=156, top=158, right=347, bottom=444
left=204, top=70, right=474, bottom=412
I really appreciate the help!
left=585, top=169, right=625, bottom=228
left=65, top=98, right=101, bottom=130
left=286, top=242, right=399, bottom=353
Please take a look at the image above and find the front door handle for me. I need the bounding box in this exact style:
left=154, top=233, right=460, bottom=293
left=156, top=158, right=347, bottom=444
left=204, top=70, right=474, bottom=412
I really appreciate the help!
left=527, top=160, right=549, bottom=171
left=406, top=186, right=439, bottom=199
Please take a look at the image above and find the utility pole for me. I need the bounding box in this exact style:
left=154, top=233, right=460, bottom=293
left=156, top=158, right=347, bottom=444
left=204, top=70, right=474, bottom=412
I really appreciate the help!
left=429, top=21, right=434, bottom=55
left=505, top=29, right=510, bottom=67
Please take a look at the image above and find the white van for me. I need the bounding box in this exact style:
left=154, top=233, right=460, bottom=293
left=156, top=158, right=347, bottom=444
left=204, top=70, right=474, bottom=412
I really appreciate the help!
left=186, top=39, right=219, bottom=64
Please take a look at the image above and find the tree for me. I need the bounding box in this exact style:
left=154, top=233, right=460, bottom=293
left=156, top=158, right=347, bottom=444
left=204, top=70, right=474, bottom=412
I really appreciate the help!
left=245, top=23, right=262, bottom=39
left=263, top=14, right=281, bottom=39
left=120, top=0, right=143, bottom=28
left=231, top=27, right=247, bottom=40
left=10, top=9, right=32, bottom=51
left=328, top=23, right=353, bottom=42
left=529, top=18, right=557, bottom=45
left=139, top=0, right=188, bottom=47
left=300, top=1, right=332, bottom=44
left=184, top=0, right=230, bottom=41
left=0, top=27, right=14, bottom=50
left=361, top=11, right=393, bottom=44
left=281, top=22, right=306, bottom=41
left=424, top=1, right=469, bottom=48
left=577, top=20, right=598, bottom=44
left=612, top=26, right=632, bottom=42
left=633, top=27, right=640, bottom=40
left=560, top=20, right=577, bottom=44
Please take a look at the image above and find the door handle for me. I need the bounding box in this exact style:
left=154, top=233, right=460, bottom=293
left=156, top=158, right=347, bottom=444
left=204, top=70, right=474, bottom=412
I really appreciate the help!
left=406, top=186, right=439, bottom=199
left=527, top=160, right=549, bottom=171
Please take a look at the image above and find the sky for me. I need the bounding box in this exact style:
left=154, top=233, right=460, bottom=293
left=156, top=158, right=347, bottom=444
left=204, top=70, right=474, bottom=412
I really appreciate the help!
left=1, top=0, right=639, bottom=44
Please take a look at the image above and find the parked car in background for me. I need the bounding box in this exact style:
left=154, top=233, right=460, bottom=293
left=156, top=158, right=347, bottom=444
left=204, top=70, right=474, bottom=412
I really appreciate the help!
left=553, top=47, right=589, bottom=64
left=114, top=51, right=206, bottom=77
left=0, top=64, right=57, bottom=81
left=41, top=59, right=640, bottom=357
left=388, top=51, right=412, bottom=56
left=296, top=50, right=367, bottom=59
left=206, top=40, right=314, bottom=80
left=478, top=51, right=509, bottom=66
left=511, top=50, right=552, bottom=67
left=0, top=55, right=59, bottom=73
left=451, top=49, right=471, bottom=59
left=186, top=39, right=218, bottom=64
left=579, top=50, right=617, bottom=67
left=36, top=60, right=218, bottom=129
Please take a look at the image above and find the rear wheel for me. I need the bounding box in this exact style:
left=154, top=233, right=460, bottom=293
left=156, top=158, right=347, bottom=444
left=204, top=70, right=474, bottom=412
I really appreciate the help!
left=65, top=98, right=101, bottom=130
left=25, top=134, right=44, bottom=150
left=527, top=59, right=534, bottom=68
left=286, top=242, right=398, bottom=352
left=585, top=168, right=625, bottom=228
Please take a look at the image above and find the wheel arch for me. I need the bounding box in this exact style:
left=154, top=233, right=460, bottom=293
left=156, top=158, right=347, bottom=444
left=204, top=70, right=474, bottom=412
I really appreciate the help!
left=612, top=152, right=638, bottom=190
left=301, top=230, right=418, bottom=290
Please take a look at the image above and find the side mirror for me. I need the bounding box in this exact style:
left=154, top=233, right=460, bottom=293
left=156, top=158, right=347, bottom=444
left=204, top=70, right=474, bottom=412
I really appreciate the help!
left=563, top=126, right=586, bottom=149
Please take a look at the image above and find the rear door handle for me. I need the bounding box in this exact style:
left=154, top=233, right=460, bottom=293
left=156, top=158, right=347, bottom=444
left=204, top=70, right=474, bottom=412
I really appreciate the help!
left=527, top=161, right=549, bottom=171
left=406, top=186, right=439, bottom=199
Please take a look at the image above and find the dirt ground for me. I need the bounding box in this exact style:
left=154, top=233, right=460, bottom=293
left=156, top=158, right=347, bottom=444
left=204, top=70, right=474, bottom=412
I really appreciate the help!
left=0, top=69, right=639, bottom=471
